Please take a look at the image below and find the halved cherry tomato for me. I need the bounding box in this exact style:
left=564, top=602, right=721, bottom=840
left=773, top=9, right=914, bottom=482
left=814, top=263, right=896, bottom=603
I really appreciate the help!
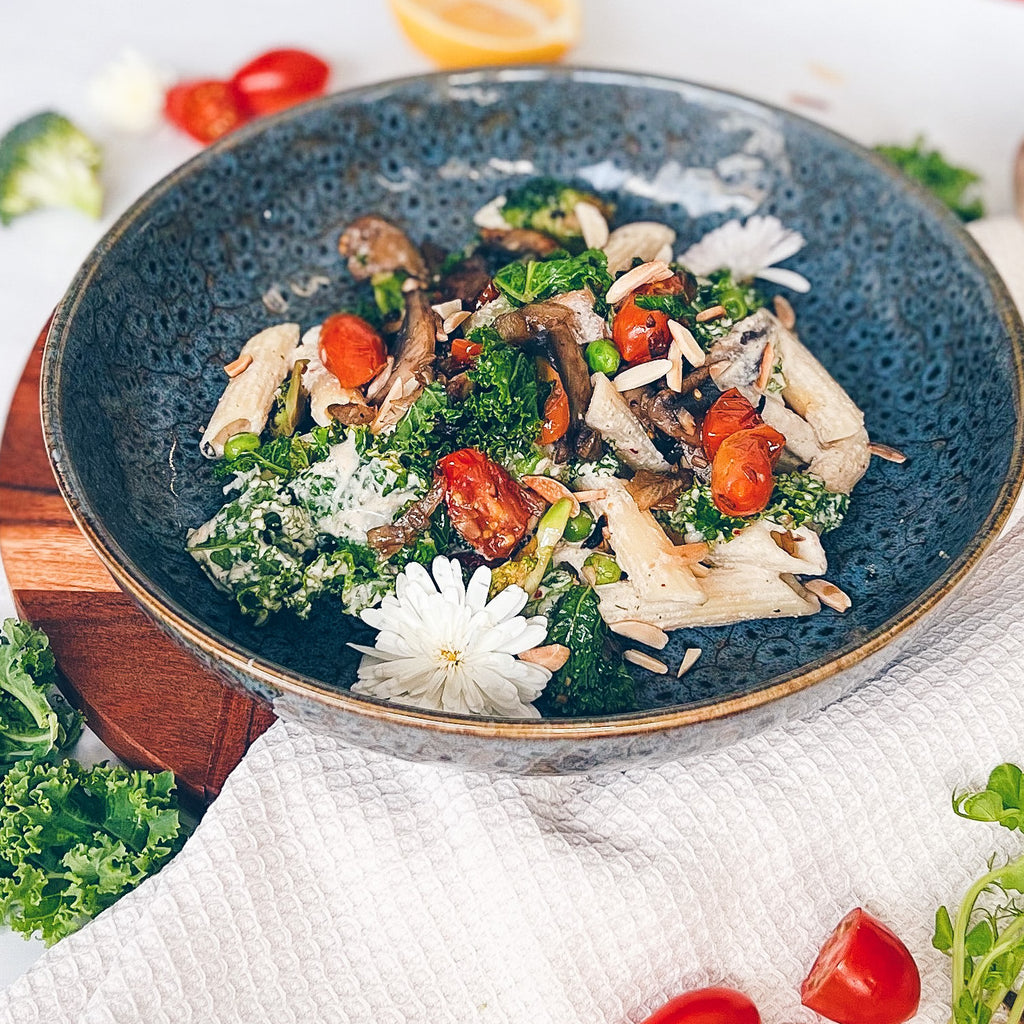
left=612, top=294, right=672, bottom=364
left=801, top=908, right=921, bottom=1024
left=450, top=337, right=483, bottom=366
left=164, top=79, right=247, bottom=143
left=230, top=48, right=330, bottom=116
left=641, top=987, right=761, bottom=1024
left=437, top=448, right=532, bottom=560
left=536, top=358, right=569, bottom=445
left=318, top=313, right=388, bottom=388
left=701, top=388, right=764, bottom=461
left=710, top=429, right=783, bottom=517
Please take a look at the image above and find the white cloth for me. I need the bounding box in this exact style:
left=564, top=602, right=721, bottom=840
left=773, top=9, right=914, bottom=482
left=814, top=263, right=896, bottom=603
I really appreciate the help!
left=3, top=220, right=1024, bottom=1024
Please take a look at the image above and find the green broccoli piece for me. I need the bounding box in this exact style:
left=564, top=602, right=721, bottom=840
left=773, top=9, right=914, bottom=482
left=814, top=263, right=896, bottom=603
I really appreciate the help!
left=874, top=138, right=984, bottom=222
left=500, top=176, right=613, bottom=245
left=0, top=619, right=84, bottom=772
left=0, top=112, right=103, bottom=226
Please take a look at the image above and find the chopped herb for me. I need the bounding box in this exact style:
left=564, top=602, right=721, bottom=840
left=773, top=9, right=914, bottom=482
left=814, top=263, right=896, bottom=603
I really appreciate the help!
left=875, top=138, right=985, bottom=222
left=213, top=423, right=344, bottom=482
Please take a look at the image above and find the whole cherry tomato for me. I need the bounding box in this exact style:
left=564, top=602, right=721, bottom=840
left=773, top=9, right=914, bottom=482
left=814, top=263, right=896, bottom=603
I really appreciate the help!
left=801, top=908, right=921, bottom=1024
left=230, top=48, right=330, bottom=116
left=164, top=79, right=247, bottom=143
left=612, top=294, right=672, bottom=364
left=710, top=428, right=783, bottom=517
left=641, top=987, right=761, bottom=1024
left=701, top=388, right=764, bottom=461
left=450, top=337, right=483, bottom=366
left=318, top=313, right=388, bottom=388
left=536, top=358, right=569, bottom=445
left=437, top=448, right=532, bottom=560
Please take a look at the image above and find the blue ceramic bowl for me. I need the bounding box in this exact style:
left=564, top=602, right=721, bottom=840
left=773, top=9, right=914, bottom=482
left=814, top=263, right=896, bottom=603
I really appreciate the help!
left=42, top=68, right=1024, bottom=772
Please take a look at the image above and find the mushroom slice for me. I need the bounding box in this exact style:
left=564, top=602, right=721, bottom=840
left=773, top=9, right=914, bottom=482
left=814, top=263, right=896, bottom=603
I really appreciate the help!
left=338, top=215, right=428, bottom=281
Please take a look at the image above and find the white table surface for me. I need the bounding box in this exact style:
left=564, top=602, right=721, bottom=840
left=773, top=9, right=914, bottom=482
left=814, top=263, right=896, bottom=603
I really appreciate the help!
left=1, top=0, right=1023, bottom=989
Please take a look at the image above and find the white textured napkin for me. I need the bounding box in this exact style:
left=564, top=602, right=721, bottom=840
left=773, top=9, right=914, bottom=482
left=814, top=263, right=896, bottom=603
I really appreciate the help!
left=3, top=220, right=1024, bottom=1024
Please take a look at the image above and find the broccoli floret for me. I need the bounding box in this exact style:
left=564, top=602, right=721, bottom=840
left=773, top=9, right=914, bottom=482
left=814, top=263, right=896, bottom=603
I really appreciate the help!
left=500, top=176, right=613, bottom=245
left=0, top=112, right=103, bottom=226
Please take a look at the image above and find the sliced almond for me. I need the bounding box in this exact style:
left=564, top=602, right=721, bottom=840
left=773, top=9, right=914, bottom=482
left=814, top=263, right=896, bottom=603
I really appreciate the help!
left=695, top=304, right=727, bottom=323
left=609, top=619, right=670, bottom=650
left=667, top=319, right=705, bottom=367
left=803, top=578, right=852, bottom=612
left=770, top=529, right=802, bottom=557
left=401, top=276, right=422, bottom=293
left=755, top=341, right=775, bottom=392
left=773, top=293, right=796, bottom=329
left=442, top=310, right=471, bottom=335
left=666, top=337, right=684, bottom=393
left=521, top=475, right=581, bottom=516
left=612, top=358, right=672, bottom=392
left=572, top=488, right=608, bottom=503
left=365, top=356, right=395, bottom=401
left=677, top=647, right=702, bottom=678
left=224, top=353, right=253, bottom=378
left=518, top=644, right=570, bottom=672
left=432, top=299, right=462, bottom=319
left=868, top=442, right=908, bottom=464
left=574, top=201, right=609, bottom=250
left=605, top=260, right=673, bottom=306
left=623, top=650, right=669, bottom=674
left=673, top=540, right=710, bottom=563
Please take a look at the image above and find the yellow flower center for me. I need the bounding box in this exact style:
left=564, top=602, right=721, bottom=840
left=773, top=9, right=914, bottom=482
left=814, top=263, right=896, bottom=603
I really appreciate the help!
left=439, top=647, right=463, bottom=664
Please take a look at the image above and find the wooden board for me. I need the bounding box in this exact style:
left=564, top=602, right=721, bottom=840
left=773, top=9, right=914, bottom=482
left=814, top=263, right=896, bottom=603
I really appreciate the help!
left=0, top=327, right=276, bottom=805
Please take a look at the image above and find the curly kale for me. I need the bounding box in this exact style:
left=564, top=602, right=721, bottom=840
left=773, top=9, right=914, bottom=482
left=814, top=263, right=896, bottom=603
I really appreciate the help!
left=875, top=138, right=985, bottom=222
left=535, top=586, right=637, bottom=717
left=492, top=248, right=613, bottom=312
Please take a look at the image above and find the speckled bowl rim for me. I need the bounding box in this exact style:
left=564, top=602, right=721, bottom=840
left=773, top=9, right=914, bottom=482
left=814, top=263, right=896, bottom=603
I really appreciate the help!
left=41, top=65, right=1024, bottom=744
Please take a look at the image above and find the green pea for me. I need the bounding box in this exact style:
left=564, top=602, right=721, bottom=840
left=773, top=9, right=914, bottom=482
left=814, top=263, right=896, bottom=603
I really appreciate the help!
left=585, top=339, right=621, bottom=375
left=562, top=509, right=595, bottom=542
left=719, top=289, right=748, bottom=321
left=584, top=552, right=622, bottom=586
left=222, top=432, right=261, bottom=459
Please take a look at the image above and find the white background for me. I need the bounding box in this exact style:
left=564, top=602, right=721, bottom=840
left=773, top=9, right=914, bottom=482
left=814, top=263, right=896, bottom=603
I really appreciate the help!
left=1, top=0, right=1023, bottom=987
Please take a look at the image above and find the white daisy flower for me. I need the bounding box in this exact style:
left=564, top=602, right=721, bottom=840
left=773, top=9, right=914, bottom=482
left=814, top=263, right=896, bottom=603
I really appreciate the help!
left=679, top=215, right=811, bottom=293
left=349, top=556, right=551, bottom=718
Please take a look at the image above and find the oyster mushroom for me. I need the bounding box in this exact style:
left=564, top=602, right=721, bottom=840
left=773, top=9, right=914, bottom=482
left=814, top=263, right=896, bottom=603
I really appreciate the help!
left=338, top=215, right=429, bottom=282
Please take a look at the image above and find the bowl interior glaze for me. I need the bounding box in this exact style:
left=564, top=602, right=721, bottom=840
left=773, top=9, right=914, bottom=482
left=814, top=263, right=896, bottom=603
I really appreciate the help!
left=43, top=68, right=1024, bottom=754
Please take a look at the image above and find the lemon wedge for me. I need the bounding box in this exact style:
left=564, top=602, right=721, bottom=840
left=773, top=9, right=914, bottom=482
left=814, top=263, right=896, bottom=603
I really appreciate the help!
left=389, top=0, right=582, bottom=68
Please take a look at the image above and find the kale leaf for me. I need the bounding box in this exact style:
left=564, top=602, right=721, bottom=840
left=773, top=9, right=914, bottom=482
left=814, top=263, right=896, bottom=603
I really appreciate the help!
left=0, top=619, right=83, bottom=773
left=535, top=586, right=637, bottom=717
left=0, top=758, right=185, bottom=945
left=875, top=138, right=985, bottom=222
left=492, top=248, right=613, bottom=311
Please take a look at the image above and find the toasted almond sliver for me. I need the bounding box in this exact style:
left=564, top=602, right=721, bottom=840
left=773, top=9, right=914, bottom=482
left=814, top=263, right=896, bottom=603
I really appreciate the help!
left=609, top=619, right=670, bottom=650
left=401, top=277, right=423, bottom=293
left=613, top=358, right=672, bottom=392
left=677, top=647, right=702, bottom=678
left=432, top=299, right=462, bottom=319
left=869, top=442, right=908, bottom=464
left=803, top=578, right=852, bottom=613
left=695, top=304, right=727, bottom=323
left=521, top=475, right=581, bottom=516
left=666, top=337, right=683, bottom=393
left=572, top=488, right=608, bottom=503
left=605, top=259, right=673, bottom=306
left=443, top=309, right=472, bottom=335
left=755, top=341, right=775, bottom=391
left=770, top=529, right=802, bottom=557
left=365, top=356, right=395, bottom=400
left=224, top=353, right=253, bottom=378
left=574, top=201, right=609, bottom=250
left=667, top=319, right=705, bottom=367
left=518, top=644, right=571, bottom=672
left=624, top=650, right=669, bottom=674
left=773, top=293, right=797, bottom=329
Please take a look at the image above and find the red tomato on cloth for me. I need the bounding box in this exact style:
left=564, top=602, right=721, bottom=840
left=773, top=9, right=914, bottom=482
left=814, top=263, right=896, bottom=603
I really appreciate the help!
left=641, top=986, right=761, bottom=1024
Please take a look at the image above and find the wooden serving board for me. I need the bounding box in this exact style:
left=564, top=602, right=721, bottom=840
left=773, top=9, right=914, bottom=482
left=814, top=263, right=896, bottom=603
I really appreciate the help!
left=0, top=327, right=276, bottom=805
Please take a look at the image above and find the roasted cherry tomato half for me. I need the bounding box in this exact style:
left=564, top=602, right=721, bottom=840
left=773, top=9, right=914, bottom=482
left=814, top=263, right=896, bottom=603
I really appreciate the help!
left=318, top=312, right=388, bottom=388
left=437, top=448, right=532, bottom=560
left=536, top=358, right=569, bottom=445
left=701, top=388, right=764, bottom=461
left=164, top=79, right=247, bottom=143
left=801, top=908, right=921, bottom=1024
left=710, top=428, right=784, bottom=517
left=450, top=337, right=483, bottom=366
left=641, top=986, right=761, bottom=1024
left=612, top=294, right=672, bottom=364
left=230, top=48, right=330, bottom=116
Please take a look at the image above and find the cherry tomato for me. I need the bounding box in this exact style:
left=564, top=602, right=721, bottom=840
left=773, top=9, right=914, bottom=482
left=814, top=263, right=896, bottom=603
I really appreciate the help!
left=164, top=79, right=247, bottom=143
left=641, top=987, right=761, bottom=1024
left=230, top=48, right=330, bottom=116
left=536, top=359, right=569, bottom=445
left=710, top=429, right=780, bottom=517
left=450, top=337, right=483, bottom=366
left=612, top=294, right=672, bottom=364
left=801, top=908, right=921, bottom=1024
left=701, top=388, right=764, bottom=461
left=318, top=313, right=388, bottom=388
left=437, top=448, right=532, bottom=560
